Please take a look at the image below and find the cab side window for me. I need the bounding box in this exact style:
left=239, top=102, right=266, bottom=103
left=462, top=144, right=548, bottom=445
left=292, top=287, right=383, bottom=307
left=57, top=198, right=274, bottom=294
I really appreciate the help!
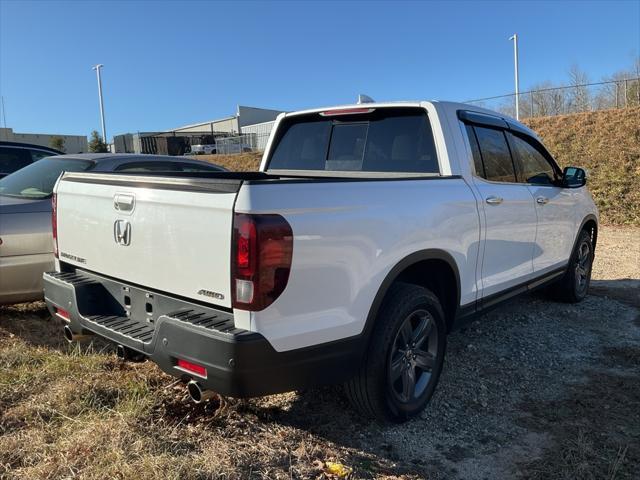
left=472, top=126, right=517, bottom=183
left=507, top=132, right=557, bottom=185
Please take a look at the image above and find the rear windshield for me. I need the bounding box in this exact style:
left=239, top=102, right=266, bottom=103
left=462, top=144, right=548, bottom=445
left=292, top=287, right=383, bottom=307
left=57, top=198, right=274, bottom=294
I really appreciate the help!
left=0, top=157, right=93, bottom=199
left=267, top=107, right=440, bottom=174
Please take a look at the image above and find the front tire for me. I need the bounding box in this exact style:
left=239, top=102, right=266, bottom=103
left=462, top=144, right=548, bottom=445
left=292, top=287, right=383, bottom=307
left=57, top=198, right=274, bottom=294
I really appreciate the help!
left=551, top=229, right=594, bottom=303
left=344, top=283, right=446, bottom=422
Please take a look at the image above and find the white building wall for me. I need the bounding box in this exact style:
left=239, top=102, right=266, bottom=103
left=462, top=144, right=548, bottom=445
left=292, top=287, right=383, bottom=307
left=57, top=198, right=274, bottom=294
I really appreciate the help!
left=237, top=106, right=283, bottom=128
left=172, top=117, right=239, bottom=134
left=0, top=128, right=87, bottom=153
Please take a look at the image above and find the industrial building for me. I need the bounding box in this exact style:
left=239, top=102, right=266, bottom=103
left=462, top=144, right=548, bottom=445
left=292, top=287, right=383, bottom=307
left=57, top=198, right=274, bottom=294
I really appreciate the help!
left=113, top=105, right=283, bottom=155
left=0, top=127, right=87, bottom=153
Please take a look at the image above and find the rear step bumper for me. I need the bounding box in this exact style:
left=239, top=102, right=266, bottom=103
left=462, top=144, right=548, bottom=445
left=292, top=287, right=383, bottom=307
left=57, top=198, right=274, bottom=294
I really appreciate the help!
left=43, top=269, right=360, bottom=397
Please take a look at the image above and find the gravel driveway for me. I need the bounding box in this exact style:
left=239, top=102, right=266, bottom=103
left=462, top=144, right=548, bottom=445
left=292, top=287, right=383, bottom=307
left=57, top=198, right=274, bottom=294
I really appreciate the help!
left=1, top=226, right=638, bottom=479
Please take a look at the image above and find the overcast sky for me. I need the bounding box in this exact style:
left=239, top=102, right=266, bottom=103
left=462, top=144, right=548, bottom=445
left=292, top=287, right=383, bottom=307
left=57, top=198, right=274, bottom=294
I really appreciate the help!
left=0, top=0, right=638, bottom=140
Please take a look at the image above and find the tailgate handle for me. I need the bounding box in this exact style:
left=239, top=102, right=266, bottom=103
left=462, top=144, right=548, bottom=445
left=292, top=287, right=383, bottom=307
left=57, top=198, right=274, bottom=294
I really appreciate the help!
left=114, top=194, right=135, bottom=212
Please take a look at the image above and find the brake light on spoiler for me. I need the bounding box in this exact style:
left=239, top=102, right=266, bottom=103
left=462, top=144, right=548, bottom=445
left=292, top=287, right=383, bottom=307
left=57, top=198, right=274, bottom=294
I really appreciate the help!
left=319, top=107, right=375, bottom=116
left=232, top=213, right=293, bottom=311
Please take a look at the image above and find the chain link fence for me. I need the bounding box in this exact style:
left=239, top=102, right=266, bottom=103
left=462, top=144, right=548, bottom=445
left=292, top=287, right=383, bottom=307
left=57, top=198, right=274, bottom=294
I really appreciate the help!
left=465, top=77, right=640, bottom=119
left=215, top=132, right=272, bottom=154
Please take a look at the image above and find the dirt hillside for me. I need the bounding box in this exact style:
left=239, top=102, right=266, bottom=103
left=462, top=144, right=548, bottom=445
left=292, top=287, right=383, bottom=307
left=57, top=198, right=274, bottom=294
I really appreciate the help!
left=524, top=107, right=640, bottom=226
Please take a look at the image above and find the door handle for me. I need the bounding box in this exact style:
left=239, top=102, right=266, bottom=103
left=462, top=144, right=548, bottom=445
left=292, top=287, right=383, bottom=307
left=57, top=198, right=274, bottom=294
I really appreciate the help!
left=536, top=196, right=549, bottom=205
left=485, top=196, right=503, bottom=205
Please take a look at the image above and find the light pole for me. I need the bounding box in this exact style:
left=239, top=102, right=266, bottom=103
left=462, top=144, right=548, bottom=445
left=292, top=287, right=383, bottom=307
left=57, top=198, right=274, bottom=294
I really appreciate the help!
left=92, top=64, right=107, bottom=146
left=509, top=34, right=520, bottom=120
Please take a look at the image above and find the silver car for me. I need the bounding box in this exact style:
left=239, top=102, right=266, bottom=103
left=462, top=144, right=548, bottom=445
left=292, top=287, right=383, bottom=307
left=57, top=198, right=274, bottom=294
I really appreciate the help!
left=0, top=153, right=227, bottom=304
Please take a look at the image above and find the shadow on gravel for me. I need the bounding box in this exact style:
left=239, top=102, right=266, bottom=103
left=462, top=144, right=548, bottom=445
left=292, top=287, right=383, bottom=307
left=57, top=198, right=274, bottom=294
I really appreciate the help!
left=590, top=278, right=640, bottom=308
left=590, top=278, right=640, bottom=327
left=516, top=365, right=640, bottom=480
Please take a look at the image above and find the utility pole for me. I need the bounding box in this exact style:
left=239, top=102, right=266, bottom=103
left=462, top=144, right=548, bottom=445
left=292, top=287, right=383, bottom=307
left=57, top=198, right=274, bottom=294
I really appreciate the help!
left=92, top=64, right=107, bottom=146
left=509, top=34, right=520, bottom=120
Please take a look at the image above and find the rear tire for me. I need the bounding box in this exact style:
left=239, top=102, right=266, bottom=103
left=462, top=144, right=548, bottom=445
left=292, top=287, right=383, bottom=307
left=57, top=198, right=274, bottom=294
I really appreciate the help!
left=344, top=282, right=446, bottom=422
left=550, top=229, right=594, bottom=303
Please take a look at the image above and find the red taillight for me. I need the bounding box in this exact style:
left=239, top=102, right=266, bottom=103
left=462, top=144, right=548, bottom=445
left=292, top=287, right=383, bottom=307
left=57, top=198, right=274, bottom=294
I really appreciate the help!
left=52, top=193, right=58, bottom=258
left=177, top=359, right=207, bottom=378
left=56, top=308, right=70, bottom=320
left=236, top=218, right=256, bottom=274
left=232, top=213, right=293, bottom=311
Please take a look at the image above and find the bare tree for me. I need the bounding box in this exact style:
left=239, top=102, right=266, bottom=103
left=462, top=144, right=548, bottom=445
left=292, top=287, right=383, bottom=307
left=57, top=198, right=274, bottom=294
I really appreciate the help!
left=568, top=65, right=590, bottom=112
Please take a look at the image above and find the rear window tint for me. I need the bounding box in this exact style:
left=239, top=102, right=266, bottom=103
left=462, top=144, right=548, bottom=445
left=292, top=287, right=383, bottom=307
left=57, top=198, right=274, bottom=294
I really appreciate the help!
left=268, top=108, right=440, bottom=174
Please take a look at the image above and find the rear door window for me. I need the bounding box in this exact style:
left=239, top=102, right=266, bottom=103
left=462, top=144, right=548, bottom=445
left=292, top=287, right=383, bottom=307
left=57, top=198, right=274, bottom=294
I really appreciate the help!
left=267, top=107, right=439, bottom=174
left=465, top=125, right=485, bottom=177
left=473, top=126, right=517, bottom=183
left=0, top=147, right=32, bottom=175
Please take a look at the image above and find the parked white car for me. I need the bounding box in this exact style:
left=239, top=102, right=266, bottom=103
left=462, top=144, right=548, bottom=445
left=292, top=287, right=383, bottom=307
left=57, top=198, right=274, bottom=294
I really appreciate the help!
left=43, top=101, right=597, bottom=421
left=189, top=144, right=216, bottom=155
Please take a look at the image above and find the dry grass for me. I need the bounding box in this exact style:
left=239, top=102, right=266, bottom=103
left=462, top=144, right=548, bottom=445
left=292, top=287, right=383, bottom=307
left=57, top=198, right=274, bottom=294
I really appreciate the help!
left=524, top=107, right=640, bottom=226
left=190, top=107, right=640, bottom=226
left=194, top=152, right=262, bottom=172
left=0, top=303, right=416, bottom=480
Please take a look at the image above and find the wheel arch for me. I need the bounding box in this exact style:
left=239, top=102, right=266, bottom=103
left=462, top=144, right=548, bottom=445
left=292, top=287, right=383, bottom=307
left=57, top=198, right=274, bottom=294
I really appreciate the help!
left=364, top=250, right=461, bottom=340
left=575, top=214, right=598, bottom=253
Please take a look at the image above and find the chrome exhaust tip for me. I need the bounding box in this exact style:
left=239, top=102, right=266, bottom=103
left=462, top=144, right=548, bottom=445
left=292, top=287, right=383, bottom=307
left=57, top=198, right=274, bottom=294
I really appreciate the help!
left=116, top=344, right=126, bottom=360
left=63, top=325, right=92, bottom=343
left=187, top=380, right=216, bottom=403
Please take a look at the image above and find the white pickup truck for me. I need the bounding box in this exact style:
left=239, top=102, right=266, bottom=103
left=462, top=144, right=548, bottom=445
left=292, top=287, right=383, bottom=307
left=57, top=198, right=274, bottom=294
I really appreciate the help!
left=43, top=101, right=598, bottom=421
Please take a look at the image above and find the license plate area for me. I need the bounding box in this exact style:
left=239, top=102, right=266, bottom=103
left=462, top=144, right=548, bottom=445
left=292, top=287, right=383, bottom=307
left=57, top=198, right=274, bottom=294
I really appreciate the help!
left=121, top=285, right=158, bottom=324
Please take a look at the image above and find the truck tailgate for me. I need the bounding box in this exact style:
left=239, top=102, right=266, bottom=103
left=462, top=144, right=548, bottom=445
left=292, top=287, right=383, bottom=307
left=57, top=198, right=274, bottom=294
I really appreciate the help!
left=55, top=172, right=241, bottom=308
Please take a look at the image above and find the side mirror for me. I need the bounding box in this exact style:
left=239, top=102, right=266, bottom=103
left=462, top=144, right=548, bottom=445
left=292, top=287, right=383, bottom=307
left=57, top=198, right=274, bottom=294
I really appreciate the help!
left=562, top=166, right=587, bottom=188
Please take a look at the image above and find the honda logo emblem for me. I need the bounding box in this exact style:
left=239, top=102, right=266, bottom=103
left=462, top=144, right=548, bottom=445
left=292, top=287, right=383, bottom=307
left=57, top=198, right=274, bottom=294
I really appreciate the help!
left=114, top=220, right=132, bottom=246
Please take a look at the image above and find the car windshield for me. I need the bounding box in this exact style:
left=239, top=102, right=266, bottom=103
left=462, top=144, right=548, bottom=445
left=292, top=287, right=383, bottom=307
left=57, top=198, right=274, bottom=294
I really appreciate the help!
left=0, top=157, right=94, bottom=199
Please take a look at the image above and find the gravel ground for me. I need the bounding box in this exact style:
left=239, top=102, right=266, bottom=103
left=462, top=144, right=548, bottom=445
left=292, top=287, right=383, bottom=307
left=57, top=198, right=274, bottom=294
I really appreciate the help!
left=378, top=225, right=640, bottom=478
left=1, top=226, right=638, bottom=479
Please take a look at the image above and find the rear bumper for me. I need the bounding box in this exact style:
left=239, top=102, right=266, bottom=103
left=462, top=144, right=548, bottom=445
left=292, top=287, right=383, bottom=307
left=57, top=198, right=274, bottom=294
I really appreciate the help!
left=0, top=253, right=54, bottom=305
left=43, top=268, right=360, bottom=397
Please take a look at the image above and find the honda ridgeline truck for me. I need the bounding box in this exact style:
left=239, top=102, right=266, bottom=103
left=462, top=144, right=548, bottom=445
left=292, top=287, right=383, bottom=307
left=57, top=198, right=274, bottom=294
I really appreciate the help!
left=43, top=101, right=597, bottom=421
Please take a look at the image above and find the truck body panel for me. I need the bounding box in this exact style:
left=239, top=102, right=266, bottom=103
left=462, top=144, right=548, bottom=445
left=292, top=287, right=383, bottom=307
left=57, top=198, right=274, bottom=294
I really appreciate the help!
left=55, top=174, right=239, bottom=308
left=44, top=100, right=598, bottom=406
left=235, top=176, right=480, bottom=351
